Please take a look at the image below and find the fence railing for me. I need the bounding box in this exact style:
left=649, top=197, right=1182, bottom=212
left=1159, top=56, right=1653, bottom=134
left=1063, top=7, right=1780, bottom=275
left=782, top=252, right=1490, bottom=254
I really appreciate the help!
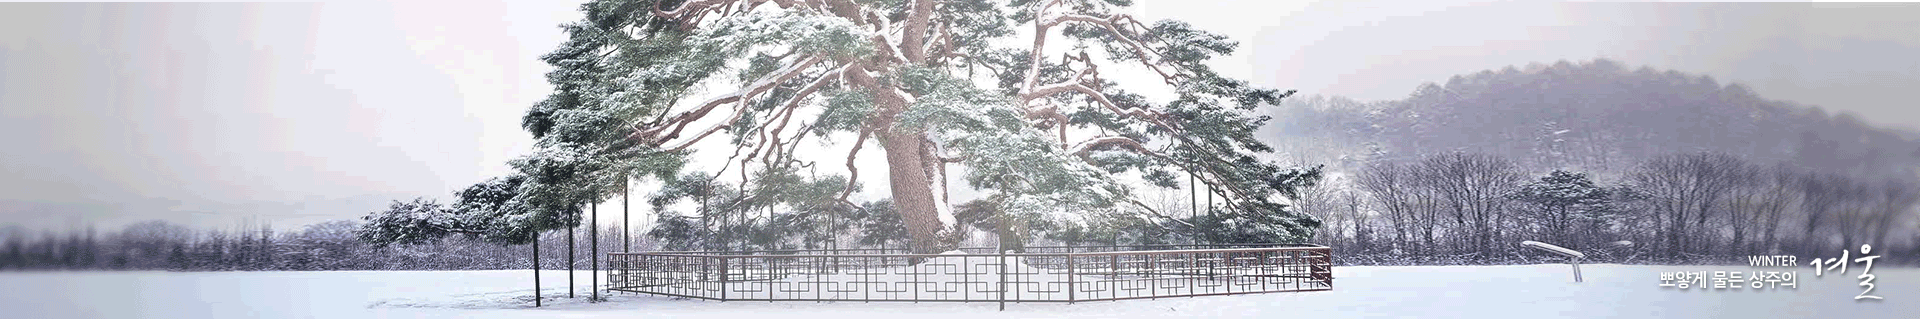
left=607, top=244, right=1333, bottom=302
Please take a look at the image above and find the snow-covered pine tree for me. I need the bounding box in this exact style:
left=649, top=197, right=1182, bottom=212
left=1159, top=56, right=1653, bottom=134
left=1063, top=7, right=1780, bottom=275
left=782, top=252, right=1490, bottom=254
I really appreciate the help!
left=363, top=0, right=1324, bottom=254
left=1508, top=169, right=1613, bottom=247
left=525, top=0, right=1326, bottom=252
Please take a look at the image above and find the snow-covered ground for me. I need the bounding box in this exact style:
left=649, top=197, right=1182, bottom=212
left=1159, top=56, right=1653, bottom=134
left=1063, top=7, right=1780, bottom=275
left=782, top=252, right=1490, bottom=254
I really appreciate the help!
left=2, top=264, right=1914, bottom=318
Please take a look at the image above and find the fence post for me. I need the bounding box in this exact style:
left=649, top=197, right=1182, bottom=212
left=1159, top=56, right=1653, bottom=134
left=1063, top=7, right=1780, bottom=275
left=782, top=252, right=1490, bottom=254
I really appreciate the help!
left=719, top=256, right=729, bottom=301
left=816, top=255, right=824, bottom=301
left=1066, top=254, right=1075, bottom=303
left=998, top=250, right=1008, bottom=311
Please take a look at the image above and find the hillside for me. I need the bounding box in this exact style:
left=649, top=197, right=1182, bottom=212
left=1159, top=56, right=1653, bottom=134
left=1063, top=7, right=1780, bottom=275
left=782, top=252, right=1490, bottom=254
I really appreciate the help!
left=1264, top=59, right=1920, bottom=178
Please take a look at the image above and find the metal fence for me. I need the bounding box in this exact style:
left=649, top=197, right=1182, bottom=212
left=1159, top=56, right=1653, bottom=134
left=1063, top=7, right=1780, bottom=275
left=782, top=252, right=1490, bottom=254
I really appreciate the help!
left=607, top=244, right=1332, bottom=303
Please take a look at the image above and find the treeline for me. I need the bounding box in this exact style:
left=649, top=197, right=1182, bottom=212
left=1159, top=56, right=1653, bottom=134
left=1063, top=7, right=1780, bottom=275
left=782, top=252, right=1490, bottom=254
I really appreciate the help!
left=0, top=219, right=649, bottom=271
left=1293, top=151, right=1919, bottom=265
left=1253, top=59, right=1920, bottom=265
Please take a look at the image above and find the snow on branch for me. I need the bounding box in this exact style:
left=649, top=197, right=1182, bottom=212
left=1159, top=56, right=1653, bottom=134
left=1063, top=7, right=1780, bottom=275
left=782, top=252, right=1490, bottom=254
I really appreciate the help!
left=631, top=55, right=825, bottom=150
left=1046, top=13, right=1182, bottom=85
left=745, top=64, right=852, bottom=167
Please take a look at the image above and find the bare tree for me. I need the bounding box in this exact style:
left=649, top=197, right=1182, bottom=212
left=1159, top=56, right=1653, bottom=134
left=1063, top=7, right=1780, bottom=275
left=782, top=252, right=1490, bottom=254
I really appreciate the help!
left=1357, top=161, right=1414, bottom=254
left=1750, top=164, right=1801, bottom=254
left=1719, top=161, right=1765, bottom=256
left=1630, top=152, right=1746, bottom=258
left=1832, top=175, right=1873, bottom=254
left=1867, top=178, right=1919, bottom=248
left=113, top=221, right=193, bottom=269
left=1411, top=173, right=1446, bottom=255
left=1293, top=181, right=1336, bottom=244
left=1416, top=152, right=1522, bottom=255
left=1797, top=170, right=1850, bottom=253
left=1340, top=189, right=1374, bottom=253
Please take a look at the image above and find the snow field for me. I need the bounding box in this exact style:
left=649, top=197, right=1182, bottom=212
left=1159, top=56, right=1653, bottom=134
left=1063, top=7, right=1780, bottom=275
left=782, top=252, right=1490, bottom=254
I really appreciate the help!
left=2, top=264, right=1916, bottom=318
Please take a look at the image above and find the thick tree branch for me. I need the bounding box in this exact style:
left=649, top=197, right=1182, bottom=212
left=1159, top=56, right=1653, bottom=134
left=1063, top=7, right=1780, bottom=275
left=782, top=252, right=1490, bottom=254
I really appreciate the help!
left=899, top=0, right=936, bottom=62
left=1069, top=136, right=1162, bottom=160
left=633, top=55, right=825, bottom=150
left=923, top=22, right=954, bottom=63
left=1018, top=52, right=1098, bottom=104
left=841, top=65, right=917, bottom=118
left=822, top=0, right=863, bottom=21
left=747, top=65, right=848, bottom=167
left=1019, top=0, right=1062, bottom=93
left=1021, top=65, right=1264, bottom=205
left=1006, top=6, right=1273, bottom=204
left=1049, top=13, right=1182, bottom=85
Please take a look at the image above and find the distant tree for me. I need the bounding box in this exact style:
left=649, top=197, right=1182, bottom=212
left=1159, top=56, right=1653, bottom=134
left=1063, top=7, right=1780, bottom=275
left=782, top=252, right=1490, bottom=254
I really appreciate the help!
left=1866, top=179, right=1919, bottom=249
left=1720, top=163, right=1771, bottom=256
left=1356, top=161, right=1418, bottom=254
left=642, top=172, right=729, bottom=251
left=166, top=243, right=188, bottom=270
left=854, top=200, right=908, bottom=249
left=1508, top=170, right=1613, bottom=247
left=1631, top=152, right=1747, bottom=257
left=114, top=220, right=192, bottom=269
left=1415, top=152, right=1522, bottom=254
left=0, top=226, right=20, bottom=269
left=954, top=198, right=1024, bottom=252
left=193, top=230, right=227, bottom=270
left=1749, top=164, right=1800, bottom=254
left=1794, top=170, right=1853, bottom=253
left=295, top=220, right=367, bottom=270
left=1338, top=189, right=1375, bottom=253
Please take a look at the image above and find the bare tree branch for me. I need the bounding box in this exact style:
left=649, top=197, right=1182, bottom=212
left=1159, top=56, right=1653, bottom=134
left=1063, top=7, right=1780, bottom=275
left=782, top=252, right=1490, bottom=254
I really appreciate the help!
left=838, top=126, right=874, bottom=204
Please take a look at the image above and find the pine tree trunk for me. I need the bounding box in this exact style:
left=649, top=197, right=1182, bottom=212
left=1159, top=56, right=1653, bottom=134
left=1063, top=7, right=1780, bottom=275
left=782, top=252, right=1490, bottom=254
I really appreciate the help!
left=881, top=129, right=947, bottom=254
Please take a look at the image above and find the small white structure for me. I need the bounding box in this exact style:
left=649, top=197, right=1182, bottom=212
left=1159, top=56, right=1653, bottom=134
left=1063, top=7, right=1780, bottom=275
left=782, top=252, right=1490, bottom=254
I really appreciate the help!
left=1520, top=241, right=1585, bottom=282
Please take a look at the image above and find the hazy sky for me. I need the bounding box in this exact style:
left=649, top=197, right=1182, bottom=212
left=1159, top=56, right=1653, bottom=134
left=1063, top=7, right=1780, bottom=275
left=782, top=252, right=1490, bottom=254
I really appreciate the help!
left=2, top=0, right=1917, bottom=231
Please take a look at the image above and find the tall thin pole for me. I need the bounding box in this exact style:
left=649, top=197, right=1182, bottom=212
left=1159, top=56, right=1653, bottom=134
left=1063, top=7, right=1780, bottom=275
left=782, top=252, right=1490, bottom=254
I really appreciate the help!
left=532, top=231, right=541, bottom=307
left=567, top=204, right=576, bottom=298
left=737, top=193, right=746, bottom=252
left=1189, top=172, right=1197, bottom=218
left=701, top=179, right=709, bottom=251
left=592, top=200, right=600, bottom=301
left=623, top=181, right=631, bottom=252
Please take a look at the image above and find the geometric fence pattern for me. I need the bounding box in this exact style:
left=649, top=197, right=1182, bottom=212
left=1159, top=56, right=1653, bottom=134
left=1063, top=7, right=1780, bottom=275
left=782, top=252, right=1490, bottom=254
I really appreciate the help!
left=608, top=244, right=1332, bottom=303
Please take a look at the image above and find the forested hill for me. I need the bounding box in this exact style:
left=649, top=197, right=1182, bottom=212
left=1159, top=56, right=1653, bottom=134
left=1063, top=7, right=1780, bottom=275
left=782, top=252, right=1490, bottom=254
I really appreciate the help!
left=1265, top=58, right=1920, bottom=177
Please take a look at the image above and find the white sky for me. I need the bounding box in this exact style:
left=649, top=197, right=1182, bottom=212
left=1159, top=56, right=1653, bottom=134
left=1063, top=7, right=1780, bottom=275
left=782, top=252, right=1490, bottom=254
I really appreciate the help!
left=2, top=0, right=1917, bottom=231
